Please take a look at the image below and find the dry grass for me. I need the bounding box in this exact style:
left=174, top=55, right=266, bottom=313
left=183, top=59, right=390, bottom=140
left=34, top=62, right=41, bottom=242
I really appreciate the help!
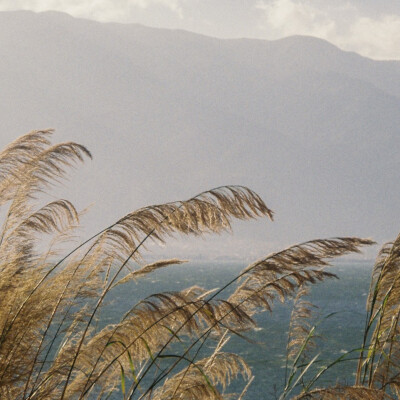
left=0, top=130, right=397, bottom=399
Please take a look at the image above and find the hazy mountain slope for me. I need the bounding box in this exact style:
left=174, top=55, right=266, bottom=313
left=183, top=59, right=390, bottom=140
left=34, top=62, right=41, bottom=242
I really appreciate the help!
left=0, top=10, right=399, bottom=258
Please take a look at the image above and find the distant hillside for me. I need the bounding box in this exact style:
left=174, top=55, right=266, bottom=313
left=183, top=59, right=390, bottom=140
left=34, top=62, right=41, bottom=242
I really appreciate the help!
left=1, top=10, right=399, bottom=259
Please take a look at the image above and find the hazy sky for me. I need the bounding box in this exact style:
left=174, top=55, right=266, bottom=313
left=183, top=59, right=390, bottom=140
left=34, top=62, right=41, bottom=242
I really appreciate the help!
left=1, top=0, right=399, bottom=60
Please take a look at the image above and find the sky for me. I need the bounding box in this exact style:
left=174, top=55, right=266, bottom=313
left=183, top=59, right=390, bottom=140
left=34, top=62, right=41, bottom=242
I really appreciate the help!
left=0, top=0, right=400, bottom=60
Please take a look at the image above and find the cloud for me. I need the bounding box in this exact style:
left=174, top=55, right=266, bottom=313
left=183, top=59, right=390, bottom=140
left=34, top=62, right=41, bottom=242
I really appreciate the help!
left=344, top=14, right=400, bottom=60
left=0, top=0, right=186, bottom=21
left=1, top=0, right=400, bottom=59
left=255, top=0, right=400, bottom=60
left=255, top=0, right=337, bottom=38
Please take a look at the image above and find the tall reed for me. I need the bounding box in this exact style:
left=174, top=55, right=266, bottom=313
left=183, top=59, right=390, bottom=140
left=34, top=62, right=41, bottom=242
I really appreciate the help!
left=1, top=130, right=394, bottom=399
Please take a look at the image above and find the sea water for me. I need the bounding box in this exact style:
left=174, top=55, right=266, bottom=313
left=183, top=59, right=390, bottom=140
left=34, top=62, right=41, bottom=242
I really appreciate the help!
left=101, top=261, right=372, bottom=399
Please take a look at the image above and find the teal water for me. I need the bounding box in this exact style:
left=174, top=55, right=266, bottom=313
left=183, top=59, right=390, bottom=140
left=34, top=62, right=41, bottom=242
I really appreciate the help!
left=101, top=261, right=372, bottom=399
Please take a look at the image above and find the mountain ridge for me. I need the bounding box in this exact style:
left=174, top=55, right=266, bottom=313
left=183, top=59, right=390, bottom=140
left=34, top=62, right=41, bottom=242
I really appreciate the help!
left=0, top=10, right=398, bottom=259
